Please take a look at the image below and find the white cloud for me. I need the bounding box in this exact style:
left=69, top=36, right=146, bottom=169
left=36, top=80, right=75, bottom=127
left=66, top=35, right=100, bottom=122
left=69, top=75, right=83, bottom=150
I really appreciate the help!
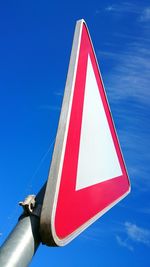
left=101, top=41, right=150, bottom=105
left=116, top=222, right=150, bottom=251
left=104, top=2, right=141, bottom=15
left=116, top=235, right=134, bottom=251
left=104, top=3, right=150, bottom=26
left=140, top=7, right=150, bottom=22
left=125, top=222, right=150, bottom=246
left=105, top=5, right=117, bottom=12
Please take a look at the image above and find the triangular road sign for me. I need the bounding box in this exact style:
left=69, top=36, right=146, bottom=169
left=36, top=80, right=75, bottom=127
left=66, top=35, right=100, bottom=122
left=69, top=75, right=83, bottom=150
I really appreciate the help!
left=40, top=19, right=130, bottom=246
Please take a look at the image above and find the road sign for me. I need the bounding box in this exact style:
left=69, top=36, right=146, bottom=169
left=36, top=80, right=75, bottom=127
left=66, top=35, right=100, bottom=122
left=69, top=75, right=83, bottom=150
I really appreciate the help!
left=40, top=19, right=130, bottom=246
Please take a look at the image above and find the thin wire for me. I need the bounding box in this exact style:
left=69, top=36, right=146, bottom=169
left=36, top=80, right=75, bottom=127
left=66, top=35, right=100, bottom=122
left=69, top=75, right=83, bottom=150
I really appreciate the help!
left=0, top=138, right=55, bottom=242
left=25, top=138, right=55, bottom=195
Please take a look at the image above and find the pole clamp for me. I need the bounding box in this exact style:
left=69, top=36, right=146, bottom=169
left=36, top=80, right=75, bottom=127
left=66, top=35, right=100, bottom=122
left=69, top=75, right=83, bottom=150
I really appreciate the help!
left=19, top=195, right=41, bottom=217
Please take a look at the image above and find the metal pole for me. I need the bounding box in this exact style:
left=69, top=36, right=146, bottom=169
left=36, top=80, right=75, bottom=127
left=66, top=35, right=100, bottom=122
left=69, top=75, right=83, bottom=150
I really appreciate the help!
left=0, top=215, right=40, bottom=267
left=0, top=185, right=46, bottom=267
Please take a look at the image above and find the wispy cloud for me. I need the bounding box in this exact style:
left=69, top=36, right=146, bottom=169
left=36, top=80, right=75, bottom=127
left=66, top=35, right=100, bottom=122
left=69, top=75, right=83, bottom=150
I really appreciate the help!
left=125, top=222, right=150, bottom=246
left=81, top=219, right=150, bottom=251
left=81, top=221, right=120, bottom=245
left=38, top=104, right=60, bottom=111
left=113, top=33, right=150, bottom=43
left=104, top=3, right=150, bottom=28
left=116, top=235, right=134, bottom=251
left=110, top=102, right=150, bottom=191
left=116, top=222, right=150, bottom=251
left=54, top=90, right=63, bottom=96
left=99, top=31, right=150, bottom=189
left=105, top=5, right=118, bottom=12
left=105, top=2, right=141, bottom=15
left=138, top=208, right=150, bottom=215
left=140, top=7, right=150, bottom=22
left=100, top=4, right=150, bottom=194
left=102, top=42, right=150, bottom=105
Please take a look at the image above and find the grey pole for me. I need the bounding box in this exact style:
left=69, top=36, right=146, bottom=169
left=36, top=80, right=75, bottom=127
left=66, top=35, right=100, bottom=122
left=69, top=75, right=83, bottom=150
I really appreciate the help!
left=0, top=215, right=40, bottom=267
left=0, top=185, right=46, bottom=267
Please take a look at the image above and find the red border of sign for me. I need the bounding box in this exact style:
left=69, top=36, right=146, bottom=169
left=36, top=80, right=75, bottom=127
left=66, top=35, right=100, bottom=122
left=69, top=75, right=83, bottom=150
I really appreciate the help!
left=40, top=20, right=130, bottom=246
left=55, top=22, right=130, bottom=239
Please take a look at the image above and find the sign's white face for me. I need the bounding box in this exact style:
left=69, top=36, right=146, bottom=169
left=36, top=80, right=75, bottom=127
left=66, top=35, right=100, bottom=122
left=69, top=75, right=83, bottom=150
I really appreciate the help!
left=76, top=56, right=122, bottom=191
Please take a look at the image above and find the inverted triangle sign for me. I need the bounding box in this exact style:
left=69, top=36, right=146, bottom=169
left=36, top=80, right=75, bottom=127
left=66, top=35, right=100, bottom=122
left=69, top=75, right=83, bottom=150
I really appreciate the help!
left=40, top=20, right=130, bottom=246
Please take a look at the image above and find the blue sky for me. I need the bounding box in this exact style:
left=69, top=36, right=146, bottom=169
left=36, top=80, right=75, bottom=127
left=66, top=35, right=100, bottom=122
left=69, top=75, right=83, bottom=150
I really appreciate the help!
left=0, top=0, right=150, bottom=266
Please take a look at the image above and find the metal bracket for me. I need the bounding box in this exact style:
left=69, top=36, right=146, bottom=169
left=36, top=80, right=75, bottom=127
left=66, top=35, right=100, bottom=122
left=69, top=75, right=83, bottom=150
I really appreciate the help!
left=19, top=194, right=41, bottom=218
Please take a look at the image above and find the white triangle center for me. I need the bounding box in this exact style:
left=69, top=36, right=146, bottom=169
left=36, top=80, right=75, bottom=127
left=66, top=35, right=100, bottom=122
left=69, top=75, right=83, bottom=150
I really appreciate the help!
left=75, top=56, right=122, bottom=191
